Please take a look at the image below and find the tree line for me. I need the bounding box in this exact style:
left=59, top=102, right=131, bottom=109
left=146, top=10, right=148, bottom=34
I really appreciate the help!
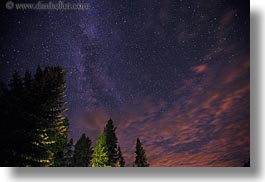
left=0, top=66, right=149, bottom=167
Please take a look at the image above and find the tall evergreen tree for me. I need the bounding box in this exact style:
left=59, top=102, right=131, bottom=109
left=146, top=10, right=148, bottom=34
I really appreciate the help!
left=0, top=71, right=40, bottom=166
left=116, top=146, right=125, bottom=167
left=0, top=72, right=23, bottom=165
left=92, top=133, right=109, bottom=167
left=0, top=66, right=70, bottom=166
left=52, top=118, right=71, bottom=167
left=104, top=118, right=118, bottom=166
left=134, top=138, right=149, bottom=167
left=30, top=66, right=53, bottom=166
left=63, top=138, right=74, bottom=167
left=30, top=66, right=69, bottom=166
left=72, top=134, right=93, bottom=167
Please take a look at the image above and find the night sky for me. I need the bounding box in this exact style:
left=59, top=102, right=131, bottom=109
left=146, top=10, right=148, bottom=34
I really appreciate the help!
left=0, top=0, right=249, bottom=166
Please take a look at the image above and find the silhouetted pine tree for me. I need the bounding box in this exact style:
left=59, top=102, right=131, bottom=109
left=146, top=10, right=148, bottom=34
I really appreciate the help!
left=0, top=72, right=23, bottom=165
left=52, top=118, right=71, bottom=167
left=4, top=72, right=25, bottom=165
left=30, top=66, right=69, bottom=166
left=29, top=66, right=53, bottom=166
left=134, top=138, right=149, bottom=167
left=63, top=138, right=74, bottom=167
left=92, top=133, right=109, bottom=167
left=49, top=138, right=74, bottom=167
left=116, top=146, right=125, bottom=167
left=104, top=119, right=118, bottom=166
left=72, top=134, right=93, bottom=167
left=0, top=66, right=70, bottom=166
left=0, top=71, right=41, bottom=166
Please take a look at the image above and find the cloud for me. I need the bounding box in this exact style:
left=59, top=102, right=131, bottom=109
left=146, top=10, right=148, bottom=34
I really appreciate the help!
left=116, top=55, right=249, bottom=166
left=71, top=54, right=249, bottom=166
left=220, top=9, right=237, bottom=30
left=192, top=64, right=208, bottom=73
left=223, top=56, right=250, bottom=84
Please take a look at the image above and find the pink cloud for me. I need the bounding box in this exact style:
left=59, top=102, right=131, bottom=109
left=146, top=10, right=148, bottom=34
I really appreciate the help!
left=71, top=54, right=249, bottom=167
left=192, top=64, right=208, bottom=73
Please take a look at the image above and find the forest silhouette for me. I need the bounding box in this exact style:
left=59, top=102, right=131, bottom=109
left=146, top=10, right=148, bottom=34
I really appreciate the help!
left=0, top=66, right=149, bottom=167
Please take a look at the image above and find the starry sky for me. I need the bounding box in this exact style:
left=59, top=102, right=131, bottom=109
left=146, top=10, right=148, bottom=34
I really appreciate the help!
left=0, top=0, right=249, bottom=166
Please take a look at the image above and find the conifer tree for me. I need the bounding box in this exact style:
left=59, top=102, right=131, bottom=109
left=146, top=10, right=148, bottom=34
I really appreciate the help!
left=92, top=133, right=109, bottom=167
left=116, top=146, right=125, bottom=167
left=0, top=66, right=70, bottom=166
left=30, top=66, right=69, bottom=166
left=104, top=119, right=118, bottom=166
left=72, top=134, right=93, bottom=167
left=0, top=72, right=24, bottom=165
left=0, top=71, right=40, bottom=166
left=52, top=138, right=74, bottom=167
left=52, top=118, right=71, bottom=167
left=134, top=138, right=149, bottom=167
left=62, top=138, right=74, bottom=167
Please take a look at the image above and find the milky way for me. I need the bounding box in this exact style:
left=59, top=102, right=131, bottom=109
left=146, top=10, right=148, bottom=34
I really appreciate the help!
left=0, top=0, right=249, bottom=166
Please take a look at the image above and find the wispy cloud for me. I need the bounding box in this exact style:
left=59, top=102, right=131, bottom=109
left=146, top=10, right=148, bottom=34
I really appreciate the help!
left=192, top=64, right=208, bottom=73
